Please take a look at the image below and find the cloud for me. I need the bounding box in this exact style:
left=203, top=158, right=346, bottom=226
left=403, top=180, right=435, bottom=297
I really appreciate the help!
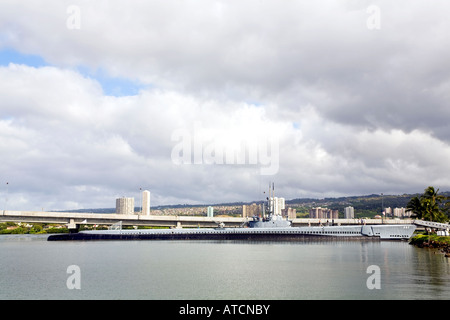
left=1, top=1, right=450, bottom=210
left=0, top=64, right=286, bottom=209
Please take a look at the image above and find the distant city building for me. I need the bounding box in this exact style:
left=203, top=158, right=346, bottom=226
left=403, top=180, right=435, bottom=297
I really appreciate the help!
left=242, top=203, right=261, bottom=218
left=142, top=190, right=150, bottom=215
left=393, top=207, right=412, bottom=218
left=207, top=206, right=214, bottom=217
left=384, top=207, right=392, bottom=216
left=381, top=207, right=411, bottom=218
left=116, top=197, right=134, bottom=215
left=282, top=207, right=297, bottom=220
left=344, top=206, right=354, bottom=219
left=270, top=197, right=285, bottom=215
left=393, top=207, right=403, bottom=217
left=309, top=207, right=338, bottom=219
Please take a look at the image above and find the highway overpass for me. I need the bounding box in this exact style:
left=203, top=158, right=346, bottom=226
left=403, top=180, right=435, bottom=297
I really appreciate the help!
left=1, top=210, right=415, bottom=230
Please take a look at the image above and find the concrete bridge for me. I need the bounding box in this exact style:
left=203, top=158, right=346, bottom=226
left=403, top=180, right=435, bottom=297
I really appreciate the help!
left=0, top=210, right=245, bottom=230
left=413, top=219, right=449, bottom=230
left=1, top=210, right=415, bottom=231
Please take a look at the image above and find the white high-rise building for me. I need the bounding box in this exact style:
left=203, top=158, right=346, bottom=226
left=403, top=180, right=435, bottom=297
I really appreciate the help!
left=393, top=207, right=408, bottom=218
left=142, top=190, right=150, bottom=215
left=116, top=197, right=135, bottom=215
left=207, top=206, right=214, bottom=217
left=270, top=197, right=285, bottom=215
left=344, top=206, right=354, bottom=219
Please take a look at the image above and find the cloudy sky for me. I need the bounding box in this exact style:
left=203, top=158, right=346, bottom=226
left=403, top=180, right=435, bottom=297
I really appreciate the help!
left=1, top=0, right=450, bottom=211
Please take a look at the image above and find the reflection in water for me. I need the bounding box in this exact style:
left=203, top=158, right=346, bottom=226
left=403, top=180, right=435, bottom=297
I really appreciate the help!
left=0, top=236, right=449, bottom=299
left=410, top=247, right=450, bottom=298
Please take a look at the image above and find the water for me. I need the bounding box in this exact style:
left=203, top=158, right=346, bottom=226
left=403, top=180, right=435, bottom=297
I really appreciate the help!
left=1, top=235, right=449, bottom=300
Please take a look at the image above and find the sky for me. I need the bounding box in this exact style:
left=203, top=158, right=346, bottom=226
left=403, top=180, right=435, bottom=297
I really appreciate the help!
left=1, top=0, right=450, bottom=211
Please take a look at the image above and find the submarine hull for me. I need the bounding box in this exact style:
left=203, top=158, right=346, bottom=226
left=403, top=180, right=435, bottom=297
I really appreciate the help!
left=47, top=224, right=416, bottom=241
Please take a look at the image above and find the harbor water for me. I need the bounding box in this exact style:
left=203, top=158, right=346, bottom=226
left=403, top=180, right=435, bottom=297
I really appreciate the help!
left=1, top=234, right=449, bottom=300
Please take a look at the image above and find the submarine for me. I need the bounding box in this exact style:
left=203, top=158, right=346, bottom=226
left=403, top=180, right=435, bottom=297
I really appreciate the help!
left=47, top=184, right=416, bottom=241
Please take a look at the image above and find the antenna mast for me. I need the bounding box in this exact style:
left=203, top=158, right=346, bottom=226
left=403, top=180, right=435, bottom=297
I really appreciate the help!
left=268, top=182, right=275, bottom=217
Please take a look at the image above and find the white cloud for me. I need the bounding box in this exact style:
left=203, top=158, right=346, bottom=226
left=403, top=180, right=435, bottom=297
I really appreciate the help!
left=1, top=1, right=450, bottom=210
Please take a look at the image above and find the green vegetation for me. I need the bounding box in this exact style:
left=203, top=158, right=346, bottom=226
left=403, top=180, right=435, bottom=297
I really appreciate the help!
left=406, top=186, right=449, bottom=223
left=0, top=222, right=172, bottom=234
left=410, top=233, right=450, bottom=246
left=409, top=233, right=450, bottom=256
left=0, top=222, right=69, bottom=234
left=407, top=187, right=450, bottom=254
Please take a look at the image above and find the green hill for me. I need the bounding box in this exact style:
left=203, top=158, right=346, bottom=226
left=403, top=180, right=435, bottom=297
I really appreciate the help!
left=287, top=192, right=450, bottom=219
left=60, top=192, right=450, bottom=219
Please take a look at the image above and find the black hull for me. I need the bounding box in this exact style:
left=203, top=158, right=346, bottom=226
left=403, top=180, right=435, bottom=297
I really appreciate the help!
left=47, top=232, right=376, bottom=241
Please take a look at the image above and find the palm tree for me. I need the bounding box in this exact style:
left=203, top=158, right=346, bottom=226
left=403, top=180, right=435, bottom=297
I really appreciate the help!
left=406, top=196, right=423, bottom=219
left=407, top=186, right=449, bottom=223
left=423, top=186, right=446, bottom=205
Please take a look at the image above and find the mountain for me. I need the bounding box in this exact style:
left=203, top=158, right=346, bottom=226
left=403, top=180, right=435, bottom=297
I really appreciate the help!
left=61, top=192, right=450, bottom=216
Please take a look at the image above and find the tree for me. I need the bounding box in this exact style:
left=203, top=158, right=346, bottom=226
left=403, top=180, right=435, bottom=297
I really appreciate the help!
left=406, top=196, right=423, bottom=219
left=407, top=186, right=449, bottom=223
left=30, top=224, right=43, bottom=234
left=444, top=199, right=450, bottom=220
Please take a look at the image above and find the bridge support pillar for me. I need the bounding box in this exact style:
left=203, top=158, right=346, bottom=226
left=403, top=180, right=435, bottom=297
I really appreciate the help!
left=68, top=219, right=79, bottom=233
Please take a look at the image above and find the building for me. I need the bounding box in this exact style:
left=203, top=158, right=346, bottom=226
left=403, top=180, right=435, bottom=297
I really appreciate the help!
left=309, top=207, right=339, bottom=219
left=384, top=207, right=392, bottom=217
left=393, top=207, right=412, bottom=218
left=383, top=207, right=412, bottom=218
left=344, top=206, right=354, bottom=219
left=282, top=207, right=297, bottom=220
left=393, top=207, right=403, bottom=217
left=116, top=197, right=135, bottom=215
left=309, top=207, right=320, bottom=219
left=207, top=206, right=214, bottom=217
left=242, top=203, right=261, bottom=218
left=142, top=190, right=150, bottom=215
left=270, top=197, right=285, bottom=215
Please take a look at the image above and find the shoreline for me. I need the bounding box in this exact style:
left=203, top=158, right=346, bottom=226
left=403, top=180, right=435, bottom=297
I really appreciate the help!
left=409, top=234, right=450, bottom=257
